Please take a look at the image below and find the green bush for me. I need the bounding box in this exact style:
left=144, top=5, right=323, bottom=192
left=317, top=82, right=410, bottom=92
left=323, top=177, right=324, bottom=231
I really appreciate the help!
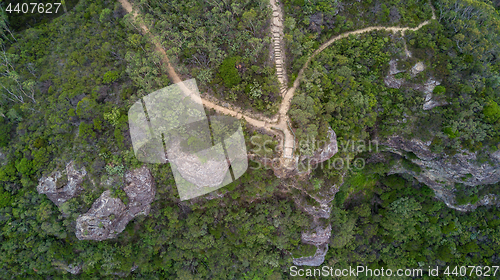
left=103, top=70, right=120, bottom=84
left=433, top=85, right=446, bottom=95
left=15, top=158, right=34, bottom=176
left=483, top=100, right=500, bottom=124
left=218, top=56, right=242, bottom=88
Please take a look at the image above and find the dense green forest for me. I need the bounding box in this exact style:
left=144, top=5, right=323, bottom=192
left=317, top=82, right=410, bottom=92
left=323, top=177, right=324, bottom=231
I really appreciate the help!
left=289, top=0, right=500, bottom=154
left=134, top=0, right=282, bottom=114
left=0, top=0, right=499, bottom=278
left=282, top=0, right=434, bottom=80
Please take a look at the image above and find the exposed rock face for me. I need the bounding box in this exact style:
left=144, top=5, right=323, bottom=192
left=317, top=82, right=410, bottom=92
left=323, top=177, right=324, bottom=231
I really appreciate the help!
left=301, top=224, right=332, bottom=247
left=384, top=59, right=405, bottom=89
left=285, top=128, right=339, bottom=266
left=52, top=260, right=82, bottom=275
left=411, top=61, right=425, bottom=76
left=76, top=190, right=127, bottom=241
left=0, top=151, right=6, bottom=166
left=293, top=244, right=329, bottom=267
left=37, top=161, right=87, bottom=206
left=124, top=166, right=156, bottom=216
left=168, top=139, right=229, bottom=188
left=492, top=150, right=500, bottom=162
left=384, top=60, right=447, bottom=110
left=65, top=264, right=82, bottom=275
left=76, top=166, right=155, bottom=241
left=273, top=127, right=338, bottom=179
left=383, top=136, right=500, bottom=211
left=301, top=127, right=338, bottom=167
left=292, top=184, right=339, bottom=266
left=419, top=79, right=448, bottom=110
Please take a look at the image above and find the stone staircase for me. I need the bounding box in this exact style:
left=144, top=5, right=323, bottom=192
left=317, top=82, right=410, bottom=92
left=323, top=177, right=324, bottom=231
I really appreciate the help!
left=270, top=2, right=287, bottom=96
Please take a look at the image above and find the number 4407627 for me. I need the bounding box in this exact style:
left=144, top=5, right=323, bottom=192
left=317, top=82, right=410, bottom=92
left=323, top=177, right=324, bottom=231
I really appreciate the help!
left=5, top=3, right=62, bottom=14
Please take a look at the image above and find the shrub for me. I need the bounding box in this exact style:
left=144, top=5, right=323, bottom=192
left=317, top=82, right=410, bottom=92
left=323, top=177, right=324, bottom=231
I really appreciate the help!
left=104, top=107, right=121, bottom=126
left=103, top=70, right=120, bottom=84
left=433, top=85, right=446, bottom=95
left=219, top=56, right=242, bottom=88
left=483, top=100, right=500, bottom=124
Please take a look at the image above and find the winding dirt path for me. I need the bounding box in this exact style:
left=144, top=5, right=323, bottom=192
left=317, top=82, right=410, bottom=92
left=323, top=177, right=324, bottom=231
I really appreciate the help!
left=118, top=0, right=275, bottom=134
left=118, top=0, right=436, bottom=168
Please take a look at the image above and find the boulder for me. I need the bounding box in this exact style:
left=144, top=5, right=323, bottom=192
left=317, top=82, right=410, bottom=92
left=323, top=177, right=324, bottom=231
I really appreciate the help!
left=75, top=190, right=127, bottom=241
left=124, top=165, right=156, bottom=216
left=410, top=61, right=425, bottom=76
left=300, top=127, right=338, bottom=167
left=37, top=161, right=87, bottom=206
left=52, top=260, right=82, bottom=275
left=301, top=224, right=332, bottom=247
left=76, top=166, right=156, bottom=241
left=292, top=244, right=329, bottom=267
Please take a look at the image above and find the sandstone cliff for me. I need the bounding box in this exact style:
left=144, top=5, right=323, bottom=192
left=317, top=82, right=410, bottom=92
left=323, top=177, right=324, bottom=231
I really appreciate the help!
left=37, top=161, right=87, bottom=206
left=76, top=166, right=156, bottom=241
left=382, top=136, right=500, bottom=211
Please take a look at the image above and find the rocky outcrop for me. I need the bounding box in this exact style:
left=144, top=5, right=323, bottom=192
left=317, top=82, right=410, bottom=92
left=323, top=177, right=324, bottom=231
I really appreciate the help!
left=291, top=184, right=339, bottom=266
left=291, top=187, right=337, bottom=266
left=75, top=190, right=127, bottom=241
left=287, top=128, right=339, bottom=266
left=52, top=260, right=82, bottom=275
left=491, top=150, right=500, bottom=162
left=168, top=139, right=229, bottom=188
left=383, top=136, right=500, bottom=211
left=419, top=79, right=448, bottom=110
left=0, top=151, right=6, bottom=166
left=384, top=60, right=447, bottom=110
left=123, top=166, right=156, bottom=216
left=410, top=61, right=424, bottom=76
left=301, top=224, right=332, bottom=247
left=300, top=127, right=338, bottom=167
left=292, top=244, right=329, bottom=267
left=76, top=166, right=155, bottom=241
left=37, top=161, right=87, bottom=206
left=384, top=59, right=405, bottom=89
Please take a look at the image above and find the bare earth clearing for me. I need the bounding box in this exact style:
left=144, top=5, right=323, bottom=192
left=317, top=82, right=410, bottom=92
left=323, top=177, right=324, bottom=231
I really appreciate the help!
left=118, top=0, right=436, bottom=168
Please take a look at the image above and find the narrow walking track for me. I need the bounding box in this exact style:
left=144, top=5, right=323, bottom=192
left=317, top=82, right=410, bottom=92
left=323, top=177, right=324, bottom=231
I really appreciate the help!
left=118, top=0, right=436, bottom=168
left=118, top=0, right=274, bottom=134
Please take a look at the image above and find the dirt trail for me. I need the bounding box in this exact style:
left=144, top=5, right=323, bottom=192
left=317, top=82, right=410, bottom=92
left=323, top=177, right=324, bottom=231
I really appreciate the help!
left=118, top=0, right=436, bottom=167
left=118, top=0, right=276, bottom=133
left=279, top=7, right=435, bottom=162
